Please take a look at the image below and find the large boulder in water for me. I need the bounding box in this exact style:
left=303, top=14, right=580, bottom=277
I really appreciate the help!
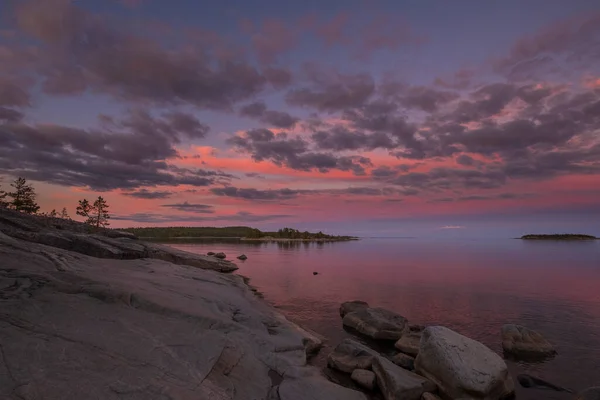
left=501, top=324, right=556, bottom=359
left=214, top=252, right=226, bottom=259
left=342, top=307, right=408, bottom=341
left=340, top=300, right=369, bottom=317
left=372, top=356, right=436, bottom=400
left=576, top=387, right=600, bottom=400
left=415, top=326, right=515, bottom=400
left=327, top=339, right=379, bottom=373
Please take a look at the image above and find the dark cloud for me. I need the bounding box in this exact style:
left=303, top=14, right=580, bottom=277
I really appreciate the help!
left=399, top=86, right=459, bottom=113
left=286, top=69, right=375, bottom=112
left=160, top=202, right=214, bottom=213
left=229, top=128, right=372, bottom=175
left=0, top=109, right=232, bottom=190
left=122, top=189, right=174, bottom=199
left=0, top=107, right=24, bottom=123
left=239, top=101, right=299, bottom=129
left=389, top=168, right=507, bottom=191
left=311, top=128, right=395, bottom=151
left=210, top=185, right=410, bottom=201
left=211, top=187, right=301, bottom=201
left=430, top=192, right=538, bottom=203
left=493, top=12, right=600, bottom=80
left=112, top=211, right=291, bottom=224
left=12, top=0, right=277, bottom=110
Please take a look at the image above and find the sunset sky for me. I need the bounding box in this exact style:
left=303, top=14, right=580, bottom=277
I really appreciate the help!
left=1, top=0, right=599, bottom=237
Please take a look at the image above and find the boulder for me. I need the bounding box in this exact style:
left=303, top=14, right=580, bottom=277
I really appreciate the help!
left=207, top=252, right=215, bottom=255
left=395, top=330, right=422, bottom=357
left=577, top=387, right=600, bottom=400
left=501, top=324, right=556, bottom=359
left=340, top=300, right=370, bottom=317
left=313, top=272, right=318, bottom=275
left=327, top=339, right=379, bottom=373
left=415, top=326, right=515, bottom=400
left=391, top=353, right=415, bottom=370
left=276, top=377, right=368, bottom=400
left=351, top=369, right=377, bottom=391
left=421, top=393, right=442, bottom=400
left=372, top=356, right=436, bottom=400
left=343, top=307, right=408, bottom=341
left=237, top=254, right=248, bottom=260
left=214, top=252, right=227, bottom=259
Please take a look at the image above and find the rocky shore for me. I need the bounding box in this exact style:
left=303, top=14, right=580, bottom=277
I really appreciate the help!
left=1, top=209, right=597, bottom=400
left=0, top=209, right=365, bottom=400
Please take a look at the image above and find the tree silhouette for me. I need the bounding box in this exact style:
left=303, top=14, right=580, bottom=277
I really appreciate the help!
left=92, top=196, right=110, bottom=228
left=0, top=184, right=7, bottom=208
left=8, top=177, right=40, bottom=214
left=77, top=197, right=110, bottom=228
left=60, top=207, right=70, bottom=219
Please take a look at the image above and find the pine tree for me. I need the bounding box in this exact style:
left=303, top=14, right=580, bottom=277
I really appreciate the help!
left=0, top=185, right=7, bottom=208
left=60, top=207, right=70, bottom=219
left=9, top=177, right=40, bottom=214
left=49, top=209, right=58, bottom=218
left=77, top=197, right=110, bottom=228
left=92, top=196, right=110, bottom=228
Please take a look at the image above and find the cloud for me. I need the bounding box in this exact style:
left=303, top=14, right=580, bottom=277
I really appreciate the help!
left=239, top=101, right=299, bottom=129
left=493, top=12, right=600, bottom=80
left=439, top=225, right=465, bottom=229
left=160, top=202, right=214, bottom=213
left=228, top=128, right=372, bottom=175
left=211, top=187, right=301, bottom=201
left=122, top=189, right=174, bottom=199
left=112, top=211, right=291, bottom=224
left=11, top=0, right=278, bottom=110
left=0, top=108, right=233, bottom=190
left=286, top=69, right=375, bottom=112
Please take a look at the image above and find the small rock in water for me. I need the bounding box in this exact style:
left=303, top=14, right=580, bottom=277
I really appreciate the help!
left=207, top=252, right=215, bottom=255
left=576, top=387, right=600, bottom=400
left=350, top=369, right=376, bottom=391
left=214, top=252, right=226, bottom=259
left=237, top=254, right=248, bottom=260
left=313, top=271, right=318, bottom=275
left=391, top=352, right=415, bottom=370
left=339, top=300, right=369, bottom=317
left=501, top=324, right=556, bottom=360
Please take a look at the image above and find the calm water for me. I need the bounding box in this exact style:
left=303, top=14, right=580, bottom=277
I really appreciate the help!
left=168, top=238, right=600, bottom=399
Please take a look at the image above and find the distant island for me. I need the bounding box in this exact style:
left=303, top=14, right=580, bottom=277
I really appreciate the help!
left=122, top=226, right=359, bottom=241
left=520, top=234, right=598, bottom=240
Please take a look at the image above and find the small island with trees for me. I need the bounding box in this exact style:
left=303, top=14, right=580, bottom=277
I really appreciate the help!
left=122, top=226, right=358, bottom=242
left=520, top=234, right=598, bottom=240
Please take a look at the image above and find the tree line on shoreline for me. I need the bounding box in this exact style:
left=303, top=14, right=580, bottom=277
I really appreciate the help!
left=123, top=226, right=357, bottom=240
left=0, top=177, right=110, bottom=229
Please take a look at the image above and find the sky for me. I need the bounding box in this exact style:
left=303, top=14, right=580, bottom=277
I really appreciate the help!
left=0, top=0, right=599, bottom=238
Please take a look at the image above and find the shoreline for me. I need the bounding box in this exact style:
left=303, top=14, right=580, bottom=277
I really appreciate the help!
left=137, top=236, right=360, bottom=242
left=0, top=208, right=362, bottom=399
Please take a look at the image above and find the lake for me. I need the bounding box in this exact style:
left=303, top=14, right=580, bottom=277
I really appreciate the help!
left=167, top=237, right=600, bottom=399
